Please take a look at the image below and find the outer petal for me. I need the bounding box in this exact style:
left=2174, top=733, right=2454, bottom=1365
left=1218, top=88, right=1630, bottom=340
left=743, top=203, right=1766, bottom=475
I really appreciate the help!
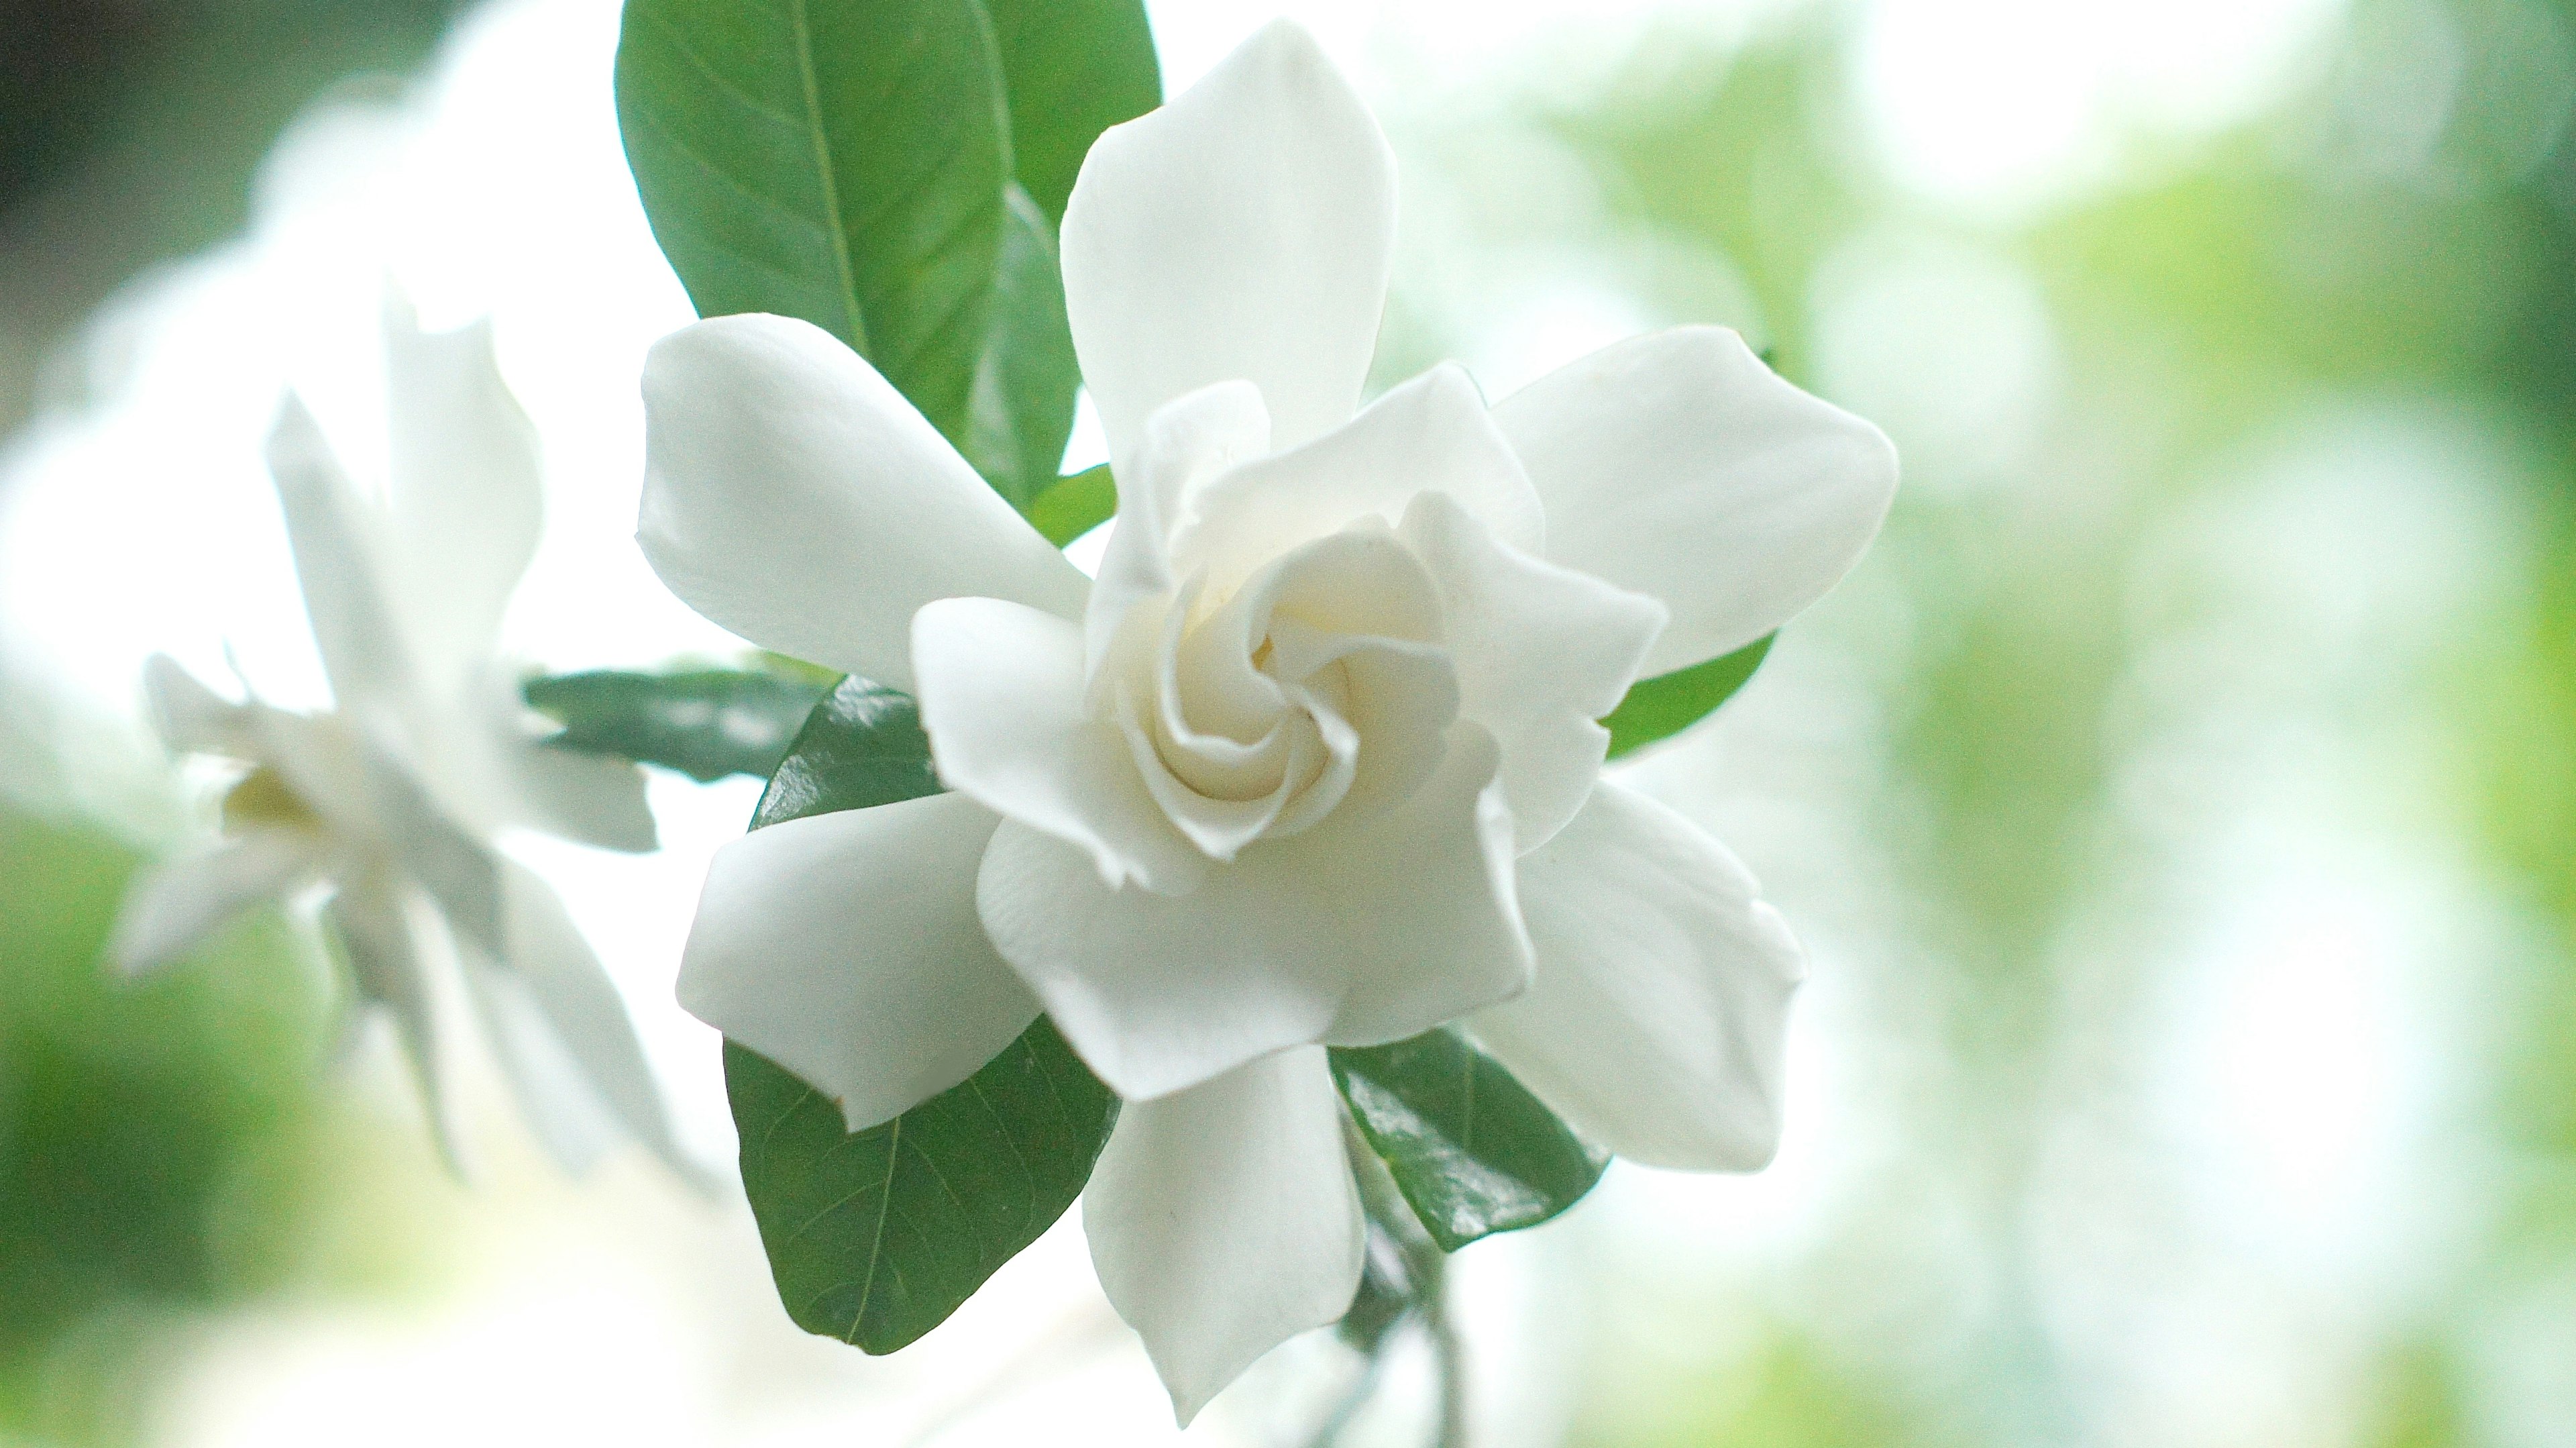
left=382, top=295, right=544, bottom=691
left=1083, top=1045, right=1364, bottom=1425
left=1398, top=492, right=1665, bottom=852
left=478, top=860, right=712, bottom=1188
left=105, top=829, right=321, bottom=976
left=327, top=869, right=468, bottom=1176
left=1173, top=364, right=1544, bottom=593
left=912, top=597, right=1206, bottom=894
left=675, top=792, right=1040, bottom=1133
left=1061, top=19, right=1394, bottom=472
left=1468, top=782, right=1803, bottom=1170
left=975, top=723, right=1530, bottom=1102
left=503, top=737, right=659, bottom=854
left=1493, top=327, right=1898, bottom=675
left=266, top=397, right=418, bottom=722
left=637, top=315, right=1088, bottom=690
left=142, top=654, right=254, bottom=758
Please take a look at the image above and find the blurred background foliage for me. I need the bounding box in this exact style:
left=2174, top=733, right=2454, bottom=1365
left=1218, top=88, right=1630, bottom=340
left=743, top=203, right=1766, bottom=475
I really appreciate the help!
left=5, top=0, right=2576, bottom=1444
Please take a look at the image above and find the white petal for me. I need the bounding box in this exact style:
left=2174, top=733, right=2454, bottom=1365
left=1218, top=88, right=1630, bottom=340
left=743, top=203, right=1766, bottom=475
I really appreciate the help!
left=1084, top=380, right=1271, bottom=678
left=912, top=597, right=1206, bottom=894
left=1083, top=1045, right=1363, bottom=1425
left=382, top=296, right=543, bottom=690
left=328, top=870, right=470, bottom=1176
left=637, top=315, right=1089, bottom=690
left=1061, top=19, right=1394, bottom=472
left=142, top=654, right=253, bottom=758
left=266, top=397, right=418, bottom=721
left=676, top=792, right=1040, bottom=1133
left=504, top=737, right=659, bottom=853
left=1398, top=491, right=1666, bottom=852
left=1173, top=364, right=1543, bottom=594
left=1493, top=327, right=1898, bottom=675
left=1469, top=782, right=1803, bottom=1170
left=476, top=860, right=711, bottom=1187
left=105, top=829, right=320, bottom=976
left=975, top=723, right=1529, bottom=1102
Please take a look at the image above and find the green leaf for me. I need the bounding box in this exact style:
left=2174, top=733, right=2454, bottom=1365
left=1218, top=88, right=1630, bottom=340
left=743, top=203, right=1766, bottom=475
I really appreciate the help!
left=981, top=0, right=1161, bottom=223
left=1329, top=1029, right=1609, bottom=1253
left=750, top=676, right=943, bottom=827
left=961, top=187, right=1080, bottom=510
left=724, top=1022, right=1116, bottom=1353
left=728, top=674, right=1118, bottom=1353
left=614, top=0, right=1010, bottom=440
left=1601, top=634, right=1776, bottom=760
left=524, top=668, right=831, bottom=783
left=1024, top=464, right=1116, bottom=547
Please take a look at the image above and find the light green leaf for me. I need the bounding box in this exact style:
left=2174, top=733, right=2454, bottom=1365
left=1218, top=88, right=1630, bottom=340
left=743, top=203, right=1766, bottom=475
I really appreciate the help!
left=1601, top=634, right=1775, bottom=760
left=725, top=1022, right=1115, bottom=1353
left=961, top=187, right=1080, bottom=510
left=727, top=674, right=1118, bottom=1352
left=524, top=668, right=830, bottom=783
left=981, top=0, right=1161, bottom=224
left=1330, top=1028, right=1609, bottom=1253
left=614, top=0, right=1009, bottom=440
left=1024, top=464, right=1116, bottom=547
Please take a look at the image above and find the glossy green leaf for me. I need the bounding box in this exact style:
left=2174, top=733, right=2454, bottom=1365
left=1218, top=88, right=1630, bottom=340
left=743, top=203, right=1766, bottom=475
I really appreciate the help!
left=1329, top=1028, right=1609, bottom=1253
left=1601, top=633, right=1775, bottom=760
left=982, top=0, right=1161, bottom=223
left=1023, top=463, right=1116, bottom=547
left=728, top=674, right=1117, bottom=1353
left=725, top=1022, right=1116, bottom=1353
left=961, top=187, right=1080, bottom=511
left=524, top=668, right=830, bottom=783
left=614, top=0, right=1009, bottom=439
left=750, top=675, right=942, bottom=827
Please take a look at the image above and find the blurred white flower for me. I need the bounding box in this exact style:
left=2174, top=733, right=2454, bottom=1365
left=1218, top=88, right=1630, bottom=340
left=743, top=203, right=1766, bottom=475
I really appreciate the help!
left=107, top=299, right=702, bottom=1188
left=638, top=19, right=1893, bottom=1419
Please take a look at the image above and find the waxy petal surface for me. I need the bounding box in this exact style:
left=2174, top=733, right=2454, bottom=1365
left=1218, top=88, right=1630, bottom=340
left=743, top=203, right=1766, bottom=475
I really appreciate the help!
left=1470, top=781, right=1803, bottom=1170
left=678, top=792, right=1041, bottom=1134
left=639, top=315, right=1087, bottom=690
left=1083, top=1045, right=1364, bottom=1425
left=1494, top=326, right=1897, bottom=675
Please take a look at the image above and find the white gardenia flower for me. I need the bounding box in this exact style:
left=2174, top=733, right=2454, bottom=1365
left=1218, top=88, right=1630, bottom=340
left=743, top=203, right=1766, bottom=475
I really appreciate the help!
left=640, top=20, right=1894, bottom=1420
left=109, top=300, right=701, bottom=1186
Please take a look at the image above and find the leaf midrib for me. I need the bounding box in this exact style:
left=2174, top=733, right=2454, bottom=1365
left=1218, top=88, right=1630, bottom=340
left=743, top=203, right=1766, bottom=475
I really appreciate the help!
left=785, top=0, right=867, bottom=352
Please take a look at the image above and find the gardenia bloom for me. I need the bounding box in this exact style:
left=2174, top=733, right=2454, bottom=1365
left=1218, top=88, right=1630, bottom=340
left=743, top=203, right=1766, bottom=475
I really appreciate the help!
left=110, top=301, right=701, bottom=1186
left=642, top=21, right=1894, bottom=1420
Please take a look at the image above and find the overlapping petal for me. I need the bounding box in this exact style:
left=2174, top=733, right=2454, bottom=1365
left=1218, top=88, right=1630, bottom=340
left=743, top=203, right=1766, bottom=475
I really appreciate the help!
left=1082, top=1045, right=1363, bottom=1425
left=266, top=397, right=417, bottom=724
left=913, top=597, right=1208, bottom=894
left=1397, top=490, right=1666, bottom=852
left=1061, top=19, right=1395, bottom=472
left=677, top=792, right=1041, bottom=1133
left=1493, top=326, right=1898, bottom=675
left=638, top=315, right=1088, bottom=690
left=974, top=723, right=1528, bottom=1102
left=1172, top=364, right=1543, bottom=594
left=1469, top=782, right=1803, bottom=1170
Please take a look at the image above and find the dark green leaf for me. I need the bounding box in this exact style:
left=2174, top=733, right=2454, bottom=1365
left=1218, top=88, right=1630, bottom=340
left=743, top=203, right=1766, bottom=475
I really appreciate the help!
left=524, top=668, right=830, bottom=783
left=961, top=187, right=1080, bottom=510
left=1601, top=634, right=1775, bottom=760
left=750, top=675, right=942, bottom=827
left=1329, top=1029, right=1608, bottom=1253
left=1023, top=463, right=1116, bottom=547
left=981, top=0, right=1161, bottom=223
left=614, top=0, right=1009, bottom=440
left=725, top=1022, right=1116, bottom=1353
left=729, top=674, right=1117, bottom=1353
